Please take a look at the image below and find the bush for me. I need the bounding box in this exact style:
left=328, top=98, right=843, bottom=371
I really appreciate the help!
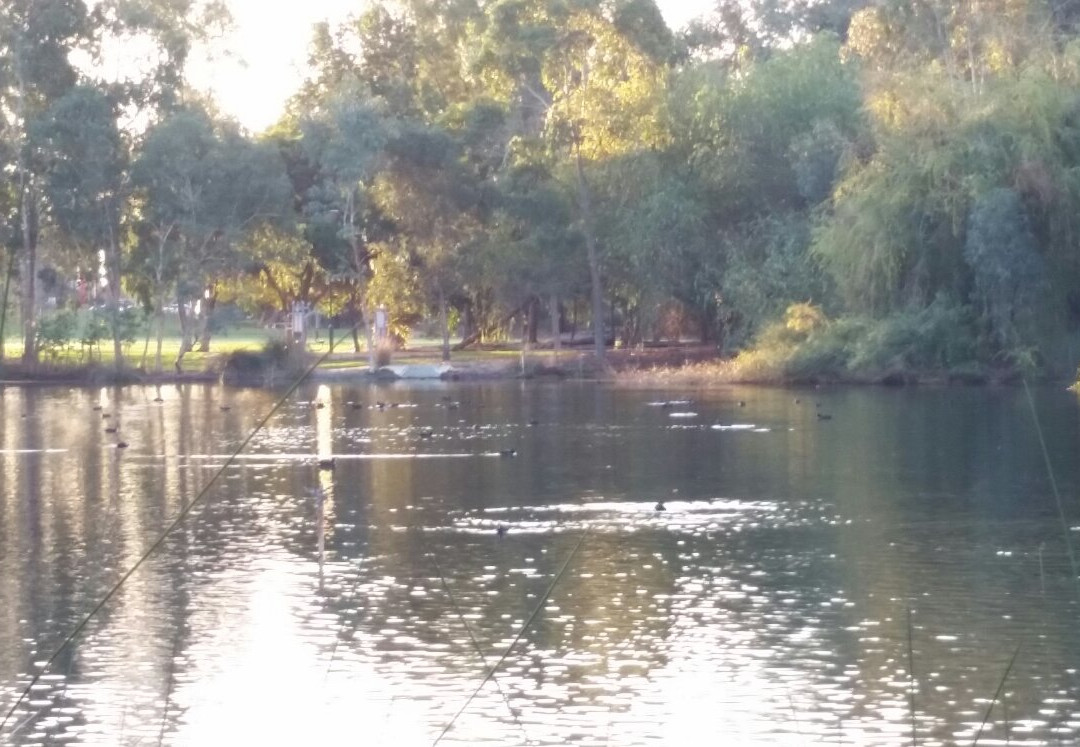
left=847, top=298, right=974, bottom=372
left=374, top=344, right=393, bottom=367
left=219, top=340, right=297, bottom=386
left=724, top=300, right=976, bottom=382
left=37, top=310, right=77, bottom=360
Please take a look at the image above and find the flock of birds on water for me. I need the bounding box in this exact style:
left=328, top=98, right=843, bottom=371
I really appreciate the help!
left=84, top=392, right=834, bottom=536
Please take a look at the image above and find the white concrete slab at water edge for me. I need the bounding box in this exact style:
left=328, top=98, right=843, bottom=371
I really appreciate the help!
left=380, top=364, right=455, bottom=379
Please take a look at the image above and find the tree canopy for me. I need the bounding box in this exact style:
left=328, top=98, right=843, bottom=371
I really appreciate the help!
left=5, top=0, right=1080, bottom=375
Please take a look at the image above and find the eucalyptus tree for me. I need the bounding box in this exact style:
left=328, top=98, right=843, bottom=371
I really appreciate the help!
left=132, top=106, right=290, bottom=371
left=92, top=0, right=231, bottom=112
left=590, top=149, right=714, bottom=345
left=477, top=0, right=675, bottom=362
left=293, top=87, right=390, bottom=363
left=664, top=35, right=861, bottom=341
left=372, top=120, right=487, bottom=361
left=0, top=0, right=95, bottom=363
left=32, top=84, right=129, bottom=368
left=485, top=147, right=585, bottom=358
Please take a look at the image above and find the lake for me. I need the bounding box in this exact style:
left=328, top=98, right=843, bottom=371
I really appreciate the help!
left=0, top=381, right=1079, bottom=745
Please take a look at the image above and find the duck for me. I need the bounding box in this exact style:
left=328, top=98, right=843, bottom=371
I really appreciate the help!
left=655, top=501, right=666, bottom=511
left=496, top=525, right=508, bottom=538
left=104, top=426, right=118, bottom=434
left=315, top=402, right=326, bottom=409
left=116, top=441, right=129, bottom=449
left=817, top=413, right=833, bottom=421
left=153, top=396, right=164, bottom=403
left=92, top=405, right=103, bottom=412
left=419, top=428, right=434, bottom=439
left=317, top=458, right=335, bottom=470
left=499, top=448, right=517, bottom=457
left=219, top=405, right=231, bottom=412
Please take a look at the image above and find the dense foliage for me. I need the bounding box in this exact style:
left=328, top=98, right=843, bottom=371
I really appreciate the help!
left=4, top=0, right=1080, bottom=376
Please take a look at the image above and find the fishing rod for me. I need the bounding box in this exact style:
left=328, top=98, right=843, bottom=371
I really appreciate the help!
left=0, top=322, right=364, bottom=736
left=431, top=529, right=589, bottom=747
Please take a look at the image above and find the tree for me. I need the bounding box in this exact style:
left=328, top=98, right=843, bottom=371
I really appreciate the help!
left=372, top=121, right=485, bottom=361
left=132, top=106, right=290, bottom=370
left=33, top=84, right=128, bottom=369
left=476, top=0, right=673, bottom=362
left=0, top=0, right=94, bottom=364
left=294, top=86, right=389, bottom=364
left=964, top=187, right=1047, bottom=350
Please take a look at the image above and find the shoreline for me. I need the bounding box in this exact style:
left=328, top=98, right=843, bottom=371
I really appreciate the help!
left=0, top=348, right=1069, bottom=389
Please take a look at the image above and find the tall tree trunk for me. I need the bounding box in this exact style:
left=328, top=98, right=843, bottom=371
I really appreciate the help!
left=153, top=228, right=171, bottom=373
left=364, top=306, right=377, bottom=370
left=197, top=289, right=217, bottom=352
left=106, top=214, right=124, bottom=371
left=439, top=286, right=451, bottom=362
left=550, top=294, right=561, bottom=365
left=573, top=144, right=606, bottom=366
left=461, top=303, right=474, bottom=345
left=15, top=65, right=37, bottom=366
left=527, top=296, right=539, bottom=344
left=140, top=318, right=152, bottom=371
left=154, top=296, right=165, bottom=373
left=19, top=184, right=37, bottom=365
left=175, top=292, right=192, bottom=373
left=0, top=250, right=15, bottom=368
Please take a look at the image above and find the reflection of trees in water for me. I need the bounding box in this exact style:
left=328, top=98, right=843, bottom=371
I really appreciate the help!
left=3, top=384, right=1080, bottom=742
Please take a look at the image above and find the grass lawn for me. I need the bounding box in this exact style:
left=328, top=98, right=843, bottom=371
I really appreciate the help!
left=0, top=325, right=547, bottom=374
left=0, top=326, right=276, bottom=373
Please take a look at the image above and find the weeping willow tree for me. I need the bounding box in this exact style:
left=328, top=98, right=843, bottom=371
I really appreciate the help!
left=812, top=2, right=1080, bottom=366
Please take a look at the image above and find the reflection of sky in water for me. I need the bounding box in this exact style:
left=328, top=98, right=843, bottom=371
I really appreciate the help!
left=0, top=383, right=1079, bottom=744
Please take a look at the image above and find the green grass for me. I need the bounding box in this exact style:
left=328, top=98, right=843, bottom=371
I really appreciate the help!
left=0, top=326, right=536, bottom=375
left=1, top=327, right=276, bottom=373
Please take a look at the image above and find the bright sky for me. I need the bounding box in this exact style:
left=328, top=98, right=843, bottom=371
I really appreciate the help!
left=188, top=0, right=716, bottom=132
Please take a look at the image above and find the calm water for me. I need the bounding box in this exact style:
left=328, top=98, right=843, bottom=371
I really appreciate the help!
left=1, top=381, right=1079, bottom=745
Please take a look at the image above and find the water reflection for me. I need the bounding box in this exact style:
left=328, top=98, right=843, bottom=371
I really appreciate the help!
left=0, top=383, right=1078, bottom=744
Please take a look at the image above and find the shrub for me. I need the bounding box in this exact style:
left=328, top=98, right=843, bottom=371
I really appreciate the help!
left=37, top=310, right=77, bottom=360
left=375, top=344, right=393, bottom=367
left=220, top=340, right=297, bottom=386
left=847, top=298, right=974, bottom=372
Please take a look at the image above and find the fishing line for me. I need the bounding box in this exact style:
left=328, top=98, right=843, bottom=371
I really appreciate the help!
left=155, top=595, right=188, bottom=747
left=431, top=530, right=589, bottom=747
left=422, top=535, right=533, bottom=745
left=971, top=641, right=1022, bottom=746
left=319, top=555, right=368, bottom=687
left=1021, top=378, right=1080, bottom=598
left=906, top=605, right=918, bottom=747
left=0, top=324, right=363, bottom=735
